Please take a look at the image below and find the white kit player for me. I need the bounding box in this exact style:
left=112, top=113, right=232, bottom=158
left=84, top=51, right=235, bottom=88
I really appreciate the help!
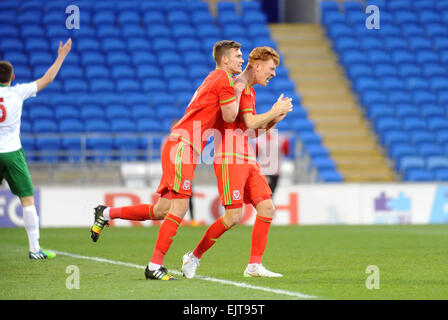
left=0, top=38, right=71, bottom=259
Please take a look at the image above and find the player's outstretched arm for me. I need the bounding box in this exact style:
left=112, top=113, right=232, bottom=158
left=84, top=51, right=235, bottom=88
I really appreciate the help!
left=36, top=38, right=72, bottom=92
left=242, top=94, right=292, bottom=130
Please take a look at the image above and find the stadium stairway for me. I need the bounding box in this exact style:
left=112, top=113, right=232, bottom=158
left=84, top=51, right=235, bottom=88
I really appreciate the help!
left=270, top=23, right=396, bottom=182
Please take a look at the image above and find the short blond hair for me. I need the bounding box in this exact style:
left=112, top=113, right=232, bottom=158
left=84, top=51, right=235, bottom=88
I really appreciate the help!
left=248, top=47, right=280, bottom=67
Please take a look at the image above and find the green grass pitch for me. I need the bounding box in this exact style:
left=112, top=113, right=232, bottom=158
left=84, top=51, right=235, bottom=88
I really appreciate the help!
left=1, top=224, right=447, bottom=300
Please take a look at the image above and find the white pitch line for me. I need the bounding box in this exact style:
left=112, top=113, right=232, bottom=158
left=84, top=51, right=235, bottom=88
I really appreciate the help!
left=51, top=249, right=318, bottom=300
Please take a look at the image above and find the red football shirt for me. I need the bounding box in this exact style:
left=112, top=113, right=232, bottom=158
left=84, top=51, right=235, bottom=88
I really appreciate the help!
left=214, top=83, right=257, bottom=162
left=170, top=69, right=236, bottom=155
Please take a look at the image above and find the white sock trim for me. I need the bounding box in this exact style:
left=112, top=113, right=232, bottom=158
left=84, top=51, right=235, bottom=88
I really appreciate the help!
left=148, top=262, right=162, bottom=271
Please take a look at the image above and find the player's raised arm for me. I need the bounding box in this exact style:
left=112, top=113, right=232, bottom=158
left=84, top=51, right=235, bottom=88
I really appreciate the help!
left=35, top=38, right=72, bottom=92
left=241, top=93, right=293, bottom=130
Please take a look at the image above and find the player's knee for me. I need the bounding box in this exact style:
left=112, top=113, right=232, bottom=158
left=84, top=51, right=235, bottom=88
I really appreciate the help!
left=20, top=196, right=34, bottom=207
left=259, top=201, right=276, bottom=218
left=225, top=210, right=243, bottom=227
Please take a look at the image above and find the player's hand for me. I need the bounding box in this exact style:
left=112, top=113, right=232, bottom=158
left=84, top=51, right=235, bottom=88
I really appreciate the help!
left=233, top=76, right=247, bottom=94
left=58, top=38, right=72, bottom=58
left=272, top=94, right=293, bottom=116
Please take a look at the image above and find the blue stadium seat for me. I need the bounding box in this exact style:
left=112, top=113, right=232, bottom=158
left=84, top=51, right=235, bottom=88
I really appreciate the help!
left=110, top=119, right=136, bottom=133
left=64, top=79, right=88, bottom=93
left=382, top=131, right=409, bottom=148
left=131, top=105, right=152, bottom=119
left=143, top=11, right=165, bottom=25
left=137, top=118, right=163, bottom=133
left=84, top=119, right=109, bottom=133
left=90, top=79, right=115, bottom=93
left=32, top=119, right=58, bottom=133
left=86, top=137, right=115, bottom=163
left=178, top=37, right=201, bottom=51
left=118, top=11, right=140, bottom=25
left=59, top=119, right=84, bottom=133
left=153, top=93, right=175, bottom=106
left=116, top=79, right=141, bottom=93
left=105, top=105, right=129, bottom=119
left=367, top=104, right=394, bottom=120
left=168, top=79, right=193, bottom=92
left=410, top=131, right=436, bottom=145
left=319, top=170, right=343, bottom=182
left=111, top=66, right=134, bottom=79
left=157, top=106, right=180, bottom=119
left=375, top=117, right=401, bottom=133
left=428, top=118, right=448, bottom=131
left=163, top=65, right=187, bottom=78
left=398, top=64, right=421, bottom=77
left=422, top=64, right=446, bottom=77
left=421, top=104, right=445, bottom=119
left=183, top=51, right=206, bottom=65
left=81, top=52, right=104, bottom=66
left=418, top=144, right=444, bottom=159
left=157, top=51, right=182, bottom=65
left=127, top=37, right=150, bottom=51
left=167, top=10, right=190, bottom=25
left=395, top=104, right=419, bottom=119
left=1, top=39, right=24, bottom=52
left=106, top=52, right=131, bottom=65
left=312, top=157, right=336, bottom=172
left=55, top=106, right=79, bottom=120
left=427, top=156, right=448, bottom=171
left=81, top=105, right=104, bottom=119
left=320, top=0, right=339, bottom=13
left=29, top=106, right=53, bottom=119
left=35, top=137, right=62, bottom=163
left=132, top=52, right=157, bottom=65
left=405, top=169, right=434, bottom=181
left=402, top=117, right=426, bottom=131
left=102, top=38, right=126, bottom=51
left=398, top=156, right=425, bottom=174
left=413, top=91, right=437, bottom=105
left=354, top=77, right=380, bottom=93
left=430, top=77, right=448, bottom=92
left=376, top=65, right=399, bottom=79
left=97, top=26, right=120, bottom=38
left=142, top=79, right=168, bottom=92
left=93, top=11, right=115, bottom=25
left=197, top=24, right=221, bottom=38
left=0, top=25, right=19, bottom=37
left=191, top=11, right=214, bottom=24
left=391, top=51, right=415, bottom=65
left=114, top=137, right=141, bottom=161
left=401, top=24, right=425, bottom=38
left=136, top=65, right=161, bottom=80
left=25, top=38, right=49, bottom=51
left=384, top=37, right=408, bottom=51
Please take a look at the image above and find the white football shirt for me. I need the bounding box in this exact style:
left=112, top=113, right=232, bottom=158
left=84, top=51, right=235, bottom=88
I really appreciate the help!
left=0, top=82, right=37, bottom=153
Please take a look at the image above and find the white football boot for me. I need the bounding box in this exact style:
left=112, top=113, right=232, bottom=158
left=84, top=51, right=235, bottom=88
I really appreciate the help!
left=181, top=251, right=200, bottom=279
left=243, top=264, right=283, bottom=278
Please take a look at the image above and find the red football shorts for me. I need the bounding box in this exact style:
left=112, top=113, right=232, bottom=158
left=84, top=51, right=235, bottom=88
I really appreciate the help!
left=214, top=158, right=272, bottom=208
left=157, top=139, right=198, bottom=199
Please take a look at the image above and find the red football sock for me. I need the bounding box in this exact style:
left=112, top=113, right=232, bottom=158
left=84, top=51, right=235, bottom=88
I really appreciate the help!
left=150, top=213, right=182, bottom=265
left=192, top=217, right=230, bottom=259
left=249, top=215, right=272, bottom=264
left=109, top=204, right=155, bottom=221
